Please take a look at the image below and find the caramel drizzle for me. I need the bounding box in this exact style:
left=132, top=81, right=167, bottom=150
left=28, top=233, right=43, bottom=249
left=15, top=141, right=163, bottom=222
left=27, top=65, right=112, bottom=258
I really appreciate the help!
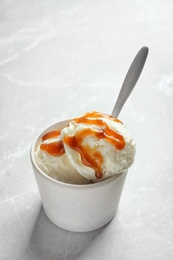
left=40, top=131, right=65, bottom=156
left=40, top=112, right=125, bottom=179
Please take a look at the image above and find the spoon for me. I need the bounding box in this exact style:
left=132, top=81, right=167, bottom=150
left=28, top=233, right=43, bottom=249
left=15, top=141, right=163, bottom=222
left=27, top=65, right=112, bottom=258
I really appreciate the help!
left=111, top=46, right=149, bottom=118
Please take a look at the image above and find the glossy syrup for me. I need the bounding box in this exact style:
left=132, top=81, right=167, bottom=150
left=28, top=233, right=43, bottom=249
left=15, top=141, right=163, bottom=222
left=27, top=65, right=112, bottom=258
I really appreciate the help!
left=40, top=112, right=125, bottom=179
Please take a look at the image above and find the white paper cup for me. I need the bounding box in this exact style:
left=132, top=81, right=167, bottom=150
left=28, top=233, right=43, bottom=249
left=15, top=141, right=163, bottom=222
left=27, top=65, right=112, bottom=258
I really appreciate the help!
left=30, top=120, right=127, bottom=232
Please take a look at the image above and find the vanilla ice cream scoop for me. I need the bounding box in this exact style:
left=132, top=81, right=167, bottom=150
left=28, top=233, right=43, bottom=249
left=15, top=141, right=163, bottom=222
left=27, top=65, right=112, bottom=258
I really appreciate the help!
left=35, top=111, right=136, bottom=184
left=61, top=111, right=136, bottom=182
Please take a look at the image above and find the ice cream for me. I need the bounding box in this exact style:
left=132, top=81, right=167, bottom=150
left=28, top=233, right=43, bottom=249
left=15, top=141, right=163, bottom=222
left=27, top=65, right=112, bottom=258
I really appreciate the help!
left=35, top=111, right=136, bottom=184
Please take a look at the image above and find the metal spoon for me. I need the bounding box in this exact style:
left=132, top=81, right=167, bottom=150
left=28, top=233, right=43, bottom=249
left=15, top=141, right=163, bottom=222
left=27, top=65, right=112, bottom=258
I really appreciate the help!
left=111, top=46, right=149, bottom=118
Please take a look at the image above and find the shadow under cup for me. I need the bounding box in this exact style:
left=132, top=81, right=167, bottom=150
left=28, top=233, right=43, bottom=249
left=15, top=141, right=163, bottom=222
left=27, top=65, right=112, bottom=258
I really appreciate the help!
left=30, top=120, right=127, bottom=232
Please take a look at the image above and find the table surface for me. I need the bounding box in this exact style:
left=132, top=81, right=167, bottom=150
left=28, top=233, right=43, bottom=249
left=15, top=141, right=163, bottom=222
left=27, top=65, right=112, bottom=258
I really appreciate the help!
left=0, top=0, right=173, bottom=259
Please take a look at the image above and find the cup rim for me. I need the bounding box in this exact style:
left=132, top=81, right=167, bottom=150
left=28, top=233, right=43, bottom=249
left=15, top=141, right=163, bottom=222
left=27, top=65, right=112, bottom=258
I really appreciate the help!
left=30, top=120, right=127, bottom=189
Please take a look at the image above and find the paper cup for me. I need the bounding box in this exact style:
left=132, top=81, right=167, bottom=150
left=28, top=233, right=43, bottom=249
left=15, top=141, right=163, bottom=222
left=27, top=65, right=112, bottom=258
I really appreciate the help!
left=30, top=120, right=127, bottom=232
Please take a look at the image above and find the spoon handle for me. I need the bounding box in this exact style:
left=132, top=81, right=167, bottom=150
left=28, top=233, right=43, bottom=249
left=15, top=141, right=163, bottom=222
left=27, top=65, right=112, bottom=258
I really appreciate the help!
left=111, top=46, right=149, bottom=118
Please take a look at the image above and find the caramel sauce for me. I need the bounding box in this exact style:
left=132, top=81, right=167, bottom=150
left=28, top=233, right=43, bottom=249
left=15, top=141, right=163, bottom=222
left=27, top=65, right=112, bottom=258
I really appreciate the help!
left=40, top=130, right=65, bottom=156
left=63, top=129, right=104, bottom=178
left=42, top=130, right=61, bottom=141
left=40, top=112, right=125, bottom=179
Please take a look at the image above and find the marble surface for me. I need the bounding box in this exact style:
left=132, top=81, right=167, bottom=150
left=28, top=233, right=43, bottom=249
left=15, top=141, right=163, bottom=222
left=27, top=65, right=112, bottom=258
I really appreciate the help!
left=0, top=0, right=173, bottom=259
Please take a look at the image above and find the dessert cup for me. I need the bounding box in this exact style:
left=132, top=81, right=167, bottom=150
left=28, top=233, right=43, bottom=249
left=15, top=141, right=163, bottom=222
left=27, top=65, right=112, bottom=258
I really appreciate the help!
left=30, top=120, right=127, bottom=232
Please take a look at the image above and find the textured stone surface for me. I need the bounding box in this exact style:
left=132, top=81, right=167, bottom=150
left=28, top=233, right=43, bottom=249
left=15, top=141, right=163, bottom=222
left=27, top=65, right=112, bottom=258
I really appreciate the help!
left=0, top=0, right=173, bottom=259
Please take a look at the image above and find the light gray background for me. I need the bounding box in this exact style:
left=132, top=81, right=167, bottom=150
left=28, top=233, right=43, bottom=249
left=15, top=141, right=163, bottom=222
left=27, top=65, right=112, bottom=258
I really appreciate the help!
left=0, top=0, right=173, bottom=259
